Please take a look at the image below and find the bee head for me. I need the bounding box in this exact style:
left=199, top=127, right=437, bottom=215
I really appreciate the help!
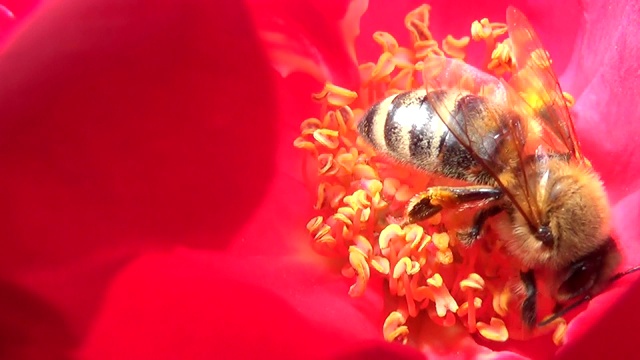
left=501, top=159, right=613, bottom=270
left=540, top=159, right=613, bottom=268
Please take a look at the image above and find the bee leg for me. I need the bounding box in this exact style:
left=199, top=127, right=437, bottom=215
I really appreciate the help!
left=402, top=192, right=443, bottom=225
left=404, top=186, right=502, bottom=225
left=520, top=270, right=538, bottom=329
left=457, top=204, right=505, bottom=246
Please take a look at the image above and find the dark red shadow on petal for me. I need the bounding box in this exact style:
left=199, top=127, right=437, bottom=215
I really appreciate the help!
left=0, top=277, right=75, bottom=359
left=81, top=249, right=397, bottom=360
left=0, top=0, right=277, bottom=273
left=332, top=340, right=424, bottom=360
left=475, top=332, right=556, bottom=359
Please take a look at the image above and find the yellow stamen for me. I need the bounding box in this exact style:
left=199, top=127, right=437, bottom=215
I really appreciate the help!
left=371, top=52, right=396, bottom=80
left=348, top=246, right=370, bottom=297
left=428, top=273, right=459, bottom=317
left=306, top=216, right=324, bottom=235
left=552, top=320, right=568, bottom=346
left=477, top=317, right=509, bottom=342
left=488, top=39, right=515, bottom=76
left=296, top=3, right=577, bottom=349
left=563, top=91, right=576, bottom=107
left=312, top=83, right=358, bottom=107
left=383, top=311, right=409, bottom=344
left=405, top=4, right=433, bottom=44
left=373, top=31, right=399, bottom=53
left=442, top=35, right=470, bottom=60
left=457, top=297, right=483, bottom=332
left=491, top=285, right=511, bottom=317
left=431, top=232, right=450, bottom=251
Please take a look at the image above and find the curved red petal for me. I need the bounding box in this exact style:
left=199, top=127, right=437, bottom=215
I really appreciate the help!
left=357, top=0, right=580, bottom=72
left=230, top=1, right=372, bottom=256
left=0, top=0, right=283, bottom=353
left=227, top=72, right=322, bottom=256
left=0, top=276, right=76, bottom=359
left=247, top=0, right=362, bottom=88
left=332, top=342, right=425, bottom=360
left=557, top=277, right=640, bottom=359
left=0, top=0, right=277, bottom=271
left=612, top=191, right=640, bottom=269
left=557, top=190, right=640, bottom=348
left=562, top=0, right=640, bottom=202
left=80, top=249, right=401, bottom=359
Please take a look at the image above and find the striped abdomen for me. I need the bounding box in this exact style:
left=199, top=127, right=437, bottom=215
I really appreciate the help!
left=357, top=89, right=494, bottom=184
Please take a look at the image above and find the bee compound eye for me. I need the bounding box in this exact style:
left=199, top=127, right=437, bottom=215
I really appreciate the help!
left=535, top=225, right=554, bottom=247
left=558, top=261, right=597, bottom=300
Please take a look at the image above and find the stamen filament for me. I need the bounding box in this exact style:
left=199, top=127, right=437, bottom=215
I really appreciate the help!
left=296, top=3, right=576, bottom=349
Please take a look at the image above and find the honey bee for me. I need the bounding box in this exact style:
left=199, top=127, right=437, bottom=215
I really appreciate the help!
left=357, top=6, right=639, bottom=328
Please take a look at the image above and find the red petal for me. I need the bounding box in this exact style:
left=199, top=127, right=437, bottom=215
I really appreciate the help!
left=0, top=277, right=76, bottom=359
left=247, top=0, right=361, bottom=88
left=0, top=0, right=276, bottom=266
left=553, top=2, right=640, bottom=347
left=557, top=275, right=640, bottom=359
left=562, top=0, right=640, bottom=203
left=556, top=190, right=640, bottom=353
left=227, top=72, right=322, bottom=256
left=0, top=0, right=280, bottom=345
left=230, top=0, right=373, bottom=257
left=0, top=0, right=41, bottom=45
left=80, top=249, right=409, bottom=359
left=333, top=341, right=427, bottom=360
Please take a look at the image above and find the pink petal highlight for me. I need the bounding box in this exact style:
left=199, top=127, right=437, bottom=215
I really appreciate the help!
left=557, top=277, right=640, bottom=359
left=562, top=0, right=640, bottom=203
left=0, top=0, right=41, bottom=45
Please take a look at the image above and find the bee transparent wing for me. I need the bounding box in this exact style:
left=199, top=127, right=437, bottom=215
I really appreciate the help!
left=422, top=56, right=544, bottom=229
left=506, top=6, right=584, bottom=163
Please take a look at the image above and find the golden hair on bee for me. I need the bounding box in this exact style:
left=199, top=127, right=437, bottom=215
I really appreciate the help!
left=356, top=6, right=640, bottom=329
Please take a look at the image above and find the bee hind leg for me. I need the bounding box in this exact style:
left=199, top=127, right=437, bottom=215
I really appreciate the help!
left=402, top=194, right=443, bottom=226
left=403, top=185, right=502, bottom=226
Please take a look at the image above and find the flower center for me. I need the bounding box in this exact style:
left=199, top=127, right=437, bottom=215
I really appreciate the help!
left=295, top=4, right=570, bottom=348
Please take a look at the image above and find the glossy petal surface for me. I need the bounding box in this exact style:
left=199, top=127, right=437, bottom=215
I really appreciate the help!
left=81, top=249, right=420, bottom=360
left=2, top=0, right=640, bottom=358
left=0, top=0, right=276, bottom=355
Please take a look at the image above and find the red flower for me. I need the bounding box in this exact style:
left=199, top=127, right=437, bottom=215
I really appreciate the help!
left=0, top=0, right=638, bottom=359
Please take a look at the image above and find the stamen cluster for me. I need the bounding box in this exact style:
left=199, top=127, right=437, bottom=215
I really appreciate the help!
left=295, top=4, right=568, bottom=346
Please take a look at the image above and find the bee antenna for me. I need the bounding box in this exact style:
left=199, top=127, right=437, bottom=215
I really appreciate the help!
left=609, top=264, right=640, bottom=282
left=538, top=295, right=591, bottom=327
left=538, top=264, right=640, bottom=327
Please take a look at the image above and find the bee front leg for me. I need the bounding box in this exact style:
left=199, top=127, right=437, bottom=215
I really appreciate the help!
left=457, top=204, right=505, bottom=246
left=404, top=186, right=502, bottom=225
left=520, top=270, right=538, bottom=329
